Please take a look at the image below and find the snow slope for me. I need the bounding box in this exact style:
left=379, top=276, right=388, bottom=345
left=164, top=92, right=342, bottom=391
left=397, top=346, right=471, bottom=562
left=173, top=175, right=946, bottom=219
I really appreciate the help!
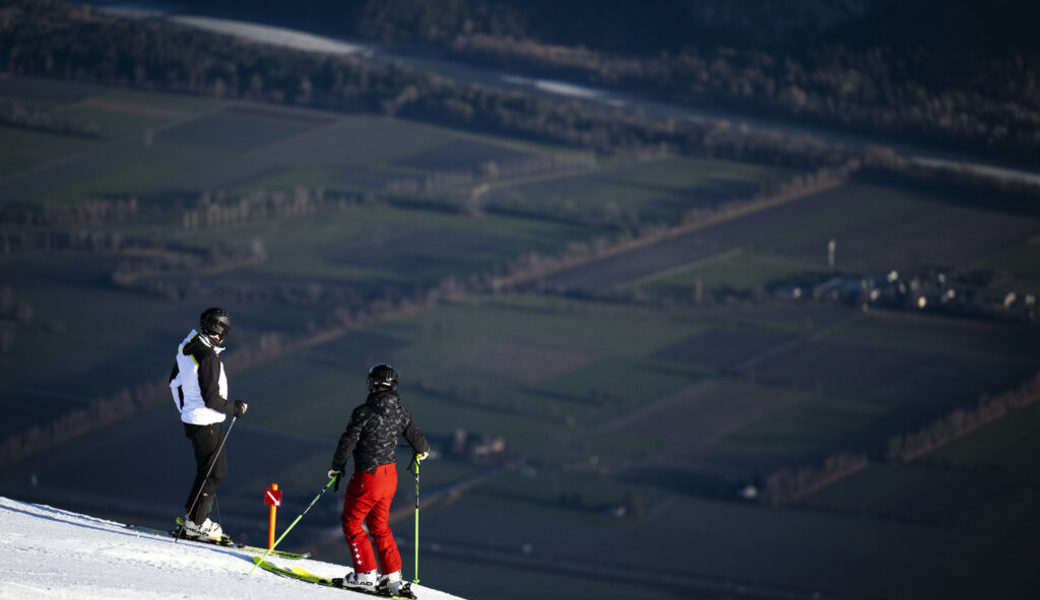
left=0, top=496, right=464, bottom=600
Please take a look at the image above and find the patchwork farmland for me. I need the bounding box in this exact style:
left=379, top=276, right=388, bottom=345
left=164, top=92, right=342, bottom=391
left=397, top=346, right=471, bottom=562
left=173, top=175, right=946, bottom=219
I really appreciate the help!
left=2, top=68, right=1039, bottom=600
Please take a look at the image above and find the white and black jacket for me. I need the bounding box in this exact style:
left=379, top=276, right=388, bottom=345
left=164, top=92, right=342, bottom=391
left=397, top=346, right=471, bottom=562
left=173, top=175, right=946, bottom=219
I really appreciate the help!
left=168, top=329, right=234, bottom=425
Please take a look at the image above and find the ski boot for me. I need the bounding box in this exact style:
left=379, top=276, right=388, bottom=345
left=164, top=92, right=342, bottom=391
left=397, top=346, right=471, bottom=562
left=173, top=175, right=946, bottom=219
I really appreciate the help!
left=182, top=518, right=224, bottom=543
left=379, top=571, right=417, bottom=599
left=339, top=569, right=379, bottom=592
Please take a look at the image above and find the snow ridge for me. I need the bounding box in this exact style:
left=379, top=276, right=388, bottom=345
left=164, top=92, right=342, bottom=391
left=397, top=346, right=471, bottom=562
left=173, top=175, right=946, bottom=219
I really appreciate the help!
left=0, top=496, right=463, bottom=600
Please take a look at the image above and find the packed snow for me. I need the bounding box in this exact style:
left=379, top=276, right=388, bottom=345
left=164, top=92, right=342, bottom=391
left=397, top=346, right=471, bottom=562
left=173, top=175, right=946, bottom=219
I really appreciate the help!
left=170, top=15, right=371, bottom=56
left=0, top=496, right=464, bottom=600
left=97, top=6, right=370, bottom=55
left=499, top=74, right=626, bottom=107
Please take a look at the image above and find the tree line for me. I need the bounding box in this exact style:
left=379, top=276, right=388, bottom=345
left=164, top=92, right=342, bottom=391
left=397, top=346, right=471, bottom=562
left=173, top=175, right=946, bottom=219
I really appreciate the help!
left=166, top=0, right=1040, bottom=162
left=0, top=197, right=140, bottom=234
left=1, top=1, right=860, bottom=171
left=383, top=152, right=597, bottom=217
left=0, top=330, right=286, bottom=465
left=176, top=152, right=598, bottom=233
left=362, top=0, right=1040, bottom=162
left=885, top=373, right=1040, bottom=463
left=758, top=371, right=1040, bottom=507
left=109, top=240, right=267, bottom=291
left=0, top=97, right=100, bottom=138
left=0, top=286, right=34, bottom=354
left=0, top=198, right=139, bottom=228
left=0, top=229, right=138, bottom=257
left=182, top=186, right=323, bottom=231
left=485, top=160, right=857, bottom=294
left=446, top=33, right=1040, bottom=162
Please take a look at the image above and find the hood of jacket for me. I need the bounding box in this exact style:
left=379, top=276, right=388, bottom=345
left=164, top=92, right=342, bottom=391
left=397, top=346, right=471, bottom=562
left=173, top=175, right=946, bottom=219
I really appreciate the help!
left=192, top=328, right=226, bottom=355
left=365, top=389, right=399, bottom=415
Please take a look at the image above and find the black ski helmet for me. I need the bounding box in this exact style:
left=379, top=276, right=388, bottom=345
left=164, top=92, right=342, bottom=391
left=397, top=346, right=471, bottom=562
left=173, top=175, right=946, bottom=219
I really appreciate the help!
left=199, top=307, right=231, bottom=342
left=367, top=363, right=398, bottom=391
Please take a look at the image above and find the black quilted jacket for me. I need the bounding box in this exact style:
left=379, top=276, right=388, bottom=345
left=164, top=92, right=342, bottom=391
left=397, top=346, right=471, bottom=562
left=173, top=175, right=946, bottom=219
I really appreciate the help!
left=330, top=390, right=428, bottom=473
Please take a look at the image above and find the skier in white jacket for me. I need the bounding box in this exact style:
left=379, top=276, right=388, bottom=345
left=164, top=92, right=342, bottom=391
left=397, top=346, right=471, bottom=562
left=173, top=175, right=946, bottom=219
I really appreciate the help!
left=168, top=307, right=247, bottom=542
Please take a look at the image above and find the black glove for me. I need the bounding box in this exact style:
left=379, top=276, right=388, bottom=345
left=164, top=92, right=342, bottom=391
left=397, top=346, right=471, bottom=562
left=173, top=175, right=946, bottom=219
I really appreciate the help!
left=328, top=468, right=343, bottom=491
left=233, top=401, right=248, bottom=418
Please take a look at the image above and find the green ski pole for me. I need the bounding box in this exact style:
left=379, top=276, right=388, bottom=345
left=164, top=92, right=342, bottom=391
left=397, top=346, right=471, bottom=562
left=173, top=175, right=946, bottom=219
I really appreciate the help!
left=248, top=476, right=336, bottom=574
left=413, top=456, right=421, bottom=584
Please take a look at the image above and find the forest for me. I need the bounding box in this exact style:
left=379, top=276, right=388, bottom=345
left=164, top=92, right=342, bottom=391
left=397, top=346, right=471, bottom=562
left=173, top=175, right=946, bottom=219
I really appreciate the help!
left=163, top=0, right=1040, bottom=161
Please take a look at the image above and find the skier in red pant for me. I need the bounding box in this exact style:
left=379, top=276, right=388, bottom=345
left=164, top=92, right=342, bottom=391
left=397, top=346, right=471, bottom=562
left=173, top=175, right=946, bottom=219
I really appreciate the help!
left=328, top=364, right=429, bottom=598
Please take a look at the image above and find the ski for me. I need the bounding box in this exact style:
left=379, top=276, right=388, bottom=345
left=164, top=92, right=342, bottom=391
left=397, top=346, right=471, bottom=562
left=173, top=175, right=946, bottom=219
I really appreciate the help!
left=251, top=556, right=417, bottom=599
left=124, top=523, right=310, bottom=560
left=174, top=517, right=311, bottom=559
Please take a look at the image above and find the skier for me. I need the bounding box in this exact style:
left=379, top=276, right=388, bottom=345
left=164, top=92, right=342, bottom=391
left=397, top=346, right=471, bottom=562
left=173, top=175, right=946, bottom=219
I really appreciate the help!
left=168, top=307, right=247, bottom=542
left=328, top=363, right=429, bottom=598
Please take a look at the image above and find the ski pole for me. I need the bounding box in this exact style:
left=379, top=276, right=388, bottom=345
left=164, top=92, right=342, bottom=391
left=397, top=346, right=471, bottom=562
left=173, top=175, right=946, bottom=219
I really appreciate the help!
left=248, top=476, right=336, bottom=574
left=176, top=416, right=237, bottom=542
left=413, top=455, right=420, bottom=584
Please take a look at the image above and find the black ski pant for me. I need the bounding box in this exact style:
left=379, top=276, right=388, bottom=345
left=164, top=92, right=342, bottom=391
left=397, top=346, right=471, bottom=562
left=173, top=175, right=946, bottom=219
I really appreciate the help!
left=184, top=422, right=228, bottom=524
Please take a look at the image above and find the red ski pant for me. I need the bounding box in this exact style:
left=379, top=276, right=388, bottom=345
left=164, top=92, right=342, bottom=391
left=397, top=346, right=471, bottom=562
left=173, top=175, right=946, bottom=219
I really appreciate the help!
left=341, top=463, right=401, bottom=574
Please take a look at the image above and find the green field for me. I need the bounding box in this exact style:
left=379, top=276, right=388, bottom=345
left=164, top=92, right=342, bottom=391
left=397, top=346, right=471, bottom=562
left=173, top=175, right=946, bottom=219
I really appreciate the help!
left=973, top=239, right=1040, bottom=294
left=484, top=155, right=797, bottom=225
left=637, top=249, right=831, bottom=300
left=720, top=392, right=893, bottom=456
left=793, top=401, right=1040, bottom=599
left=925, top=401, right=1040, bottom=474
left=0, top=82, right=219, bottom=182
left=0, top=125, right=97, bottom=176
left=236, top=294, right=711, bottom=449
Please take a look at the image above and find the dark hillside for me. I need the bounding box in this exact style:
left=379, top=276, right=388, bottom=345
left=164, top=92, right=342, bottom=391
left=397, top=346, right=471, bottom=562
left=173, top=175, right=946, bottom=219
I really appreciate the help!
left=134, top=0, right=1040, bottom=162
left=159, top=0, right=1037, bottom=55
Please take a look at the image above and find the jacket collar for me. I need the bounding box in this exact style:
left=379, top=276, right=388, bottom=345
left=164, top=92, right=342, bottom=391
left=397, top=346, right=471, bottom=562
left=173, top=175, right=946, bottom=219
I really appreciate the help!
left=191, top=328, right=226, bottom=355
